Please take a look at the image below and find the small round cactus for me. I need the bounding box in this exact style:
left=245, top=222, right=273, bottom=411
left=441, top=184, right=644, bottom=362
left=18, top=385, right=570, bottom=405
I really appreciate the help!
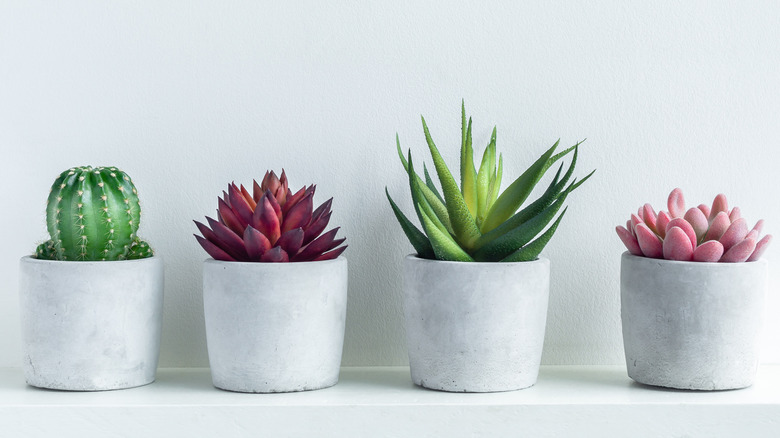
left=35, top=166, right=153, bottom=261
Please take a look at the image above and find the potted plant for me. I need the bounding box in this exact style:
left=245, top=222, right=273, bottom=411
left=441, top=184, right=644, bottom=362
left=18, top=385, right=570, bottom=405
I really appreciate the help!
left=386, top=102, right=594, bottom=392
left=19, top=166, right=163, bottom=391
left=195, top=170, right=347, bottom=393
left=616, top=188, right=772, bottom=390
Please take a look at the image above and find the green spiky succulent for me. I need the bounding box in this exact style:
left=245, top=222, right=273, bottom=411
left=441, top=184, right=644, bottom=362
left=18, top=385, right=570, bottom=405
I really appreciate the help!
left=386, top=102, right=594, bottom=262
left=35, top=166, right=154, bottom=261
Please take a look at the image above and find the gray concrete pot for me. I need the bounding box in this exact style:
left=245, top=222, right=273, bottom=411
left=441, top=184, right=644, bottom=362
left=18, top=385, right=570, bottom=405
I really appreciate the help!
left=18, top=256, right=164, bottom=391
left=621, top=252, right=768, bottom=390
left=403, top=255, right=550, bottom=392
left=203, top=256, right=348, bottom=393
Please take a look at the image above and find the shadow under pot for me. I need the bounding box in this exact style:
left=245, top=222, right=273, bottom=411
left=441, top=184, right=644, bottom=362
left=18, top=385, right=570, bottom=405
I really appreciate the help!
left=202, top=256, right=348, bottom=393
left=403, top=255, right=550, bottom=392
left=620, top=252, right=768, bottom=390
left=18, top=256, right=164, bottom=391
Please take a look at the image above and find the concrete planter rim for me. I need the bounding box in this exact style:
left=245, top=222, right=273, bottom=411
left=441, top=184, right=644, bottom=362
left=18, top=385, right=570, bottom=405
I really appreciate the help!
left=21, top=254, right=162, bottom=265
left=203, top=255, right=346, bottom=268
left=405, top=253, right=549, bottom=266
left=621, top=251, right=768, bottom=268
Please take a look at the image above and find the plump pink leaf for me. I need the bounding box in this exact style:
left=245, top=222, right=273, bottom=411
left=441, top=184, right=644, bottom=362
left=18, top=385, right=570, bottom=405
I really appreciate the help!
left=704, top=212, right=730, bottom=242
left=195, top=235, right=237, bottom=262
left=616, top=225, right=643, bottom=256
left=635, top=223, right=663, bottom=258
left=719, top=218, right=748, bottom=251
left=637, top=207, right=643, bottom=221
left=663, top=227, right=694, bottom=261
left=276, top=228, right=305, bottom=256
left=260, top=246, right=289, bottom=262
left=656, top=211, right=671, bottom=239
left=747, top=234, right=772, bottom=262
left=709, top=194, right=728, bottom=222
left=684, top=207, right=709, bottom=241
left=642, top=203, right=658, bottom=234
left=720, top=237, right=756, bottom=263
left=729, top=207, right=741, bottom=222
left=666, top=218, right=697, bottom=249
left=282, top=192, right=313, bottom=234
left=751, top=219, right=765, bottom=236
left=243, top=226, right=271, bottom=261
left=313, top=245, right=347, bottom=261
left=697, top=203, right=711, bottom=219
left=692, top=240, right=724, bottom=262
left=252, top=197, right=281, bottom=244
left=631, top=213, right=644, bottom=231
left=667, top=188, right=685, bottom=218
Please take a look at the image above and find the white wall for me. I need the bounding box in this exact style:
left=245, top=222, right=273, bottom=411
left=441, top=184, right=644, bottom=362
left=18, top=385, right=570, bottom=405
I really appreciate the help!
left=1, top=0, right=778, bottom=368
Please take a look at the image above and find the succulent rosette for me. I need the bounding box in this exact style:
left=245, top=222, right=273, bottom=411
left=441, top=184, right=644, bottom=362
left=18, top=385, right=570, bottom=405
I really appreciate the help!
left=616, top=188, right=771, bottom=262
left=194, top=170, right=346, bottom=262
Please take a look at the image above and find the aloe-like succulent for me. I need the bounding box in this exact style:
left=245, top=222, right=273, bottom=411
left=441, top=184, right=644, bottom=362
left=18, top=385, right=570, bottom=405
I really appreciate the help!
left=35, top=166, right=153, bottom=261
left=194, top=170, right=346, bottom=262
left=616, top=188, right=772, bottom=262
left=386, top=102, right=594, bottom=262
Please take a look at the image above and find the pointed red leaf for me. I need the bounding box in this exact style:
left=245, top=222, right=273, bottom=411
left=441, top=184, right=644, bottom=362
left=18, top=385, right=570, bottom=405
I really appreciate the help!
left=282, top=192, right=313, bottom=234
left=206, top=217, right=249, bottom=260
left=692, top=240, right=724, bottom=262
left=195, top=235, right=237, bottom=261
left=284, top=186, right=307, bottom=213
left=264, top=189, right=283, bottom=221
left=244, top=226, right=272, bottom=261
left=304, top=211, right=332, bottom=245
left=313, top=245, right=347, bottom=261
left=293, top=228, right=343, bottom=261
left=310, top=198, right=333, bottom=225
left=253, top=178, right=264, bottom=203
left=263, top=170, right=281, bottom=194
left=240, top=184, right=257, bottom=210
left=251, top=196, right=281, bottom=244
left=218, top=198, right=246, bottom=234
left=616, top=225, right=642, bottom=256
left=260, top=246, right=289, bottom=262
left=276, top=228, right=305, bottom=256
left=194, top=220, right=219, bottom=244
left=229, top=184, right=255, bottom=225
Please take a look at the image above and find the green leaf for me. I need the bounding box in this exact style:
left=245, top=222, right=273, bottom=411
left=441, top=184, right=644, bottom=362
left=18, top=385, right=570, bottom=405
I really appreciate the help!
left=418, top=205, right=474, bottom=262
left=385, top=188, right=435, bottom=259
left=487, top=153, right=503, bottom=209
left=476, top=127, right=497, bottom=226
left=461, top=117, right=477, bottom=217
left=408, top=151, right=449, bottom=235
left=396, top=137, right=453, bottom=232
left=421, top=115, right=482, bottom=249
left=423, top=163, right=445, bottom=204
left=473, top=181, right=573, bottom=262
left=500, top=207, right=568, bottom=262
left=480, top=139, right=560, bottom=233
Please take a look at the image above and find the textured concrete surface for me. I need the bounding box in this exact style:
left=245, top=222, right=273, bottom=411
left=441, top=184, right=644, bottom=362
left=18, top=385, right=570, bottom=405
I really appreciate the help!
left=18, top=256, right=164, bottom=391
left=621, top=253, right=768, bottom=390
left=404, top=256, right=550, bottom=392
left=203, top=257, right=348, bottom=393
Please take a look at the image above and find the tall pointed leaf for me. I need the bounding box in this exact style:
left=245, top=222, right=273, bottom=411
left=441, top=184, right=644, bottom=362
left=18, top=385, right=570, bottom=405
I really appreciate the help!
left=397, top=136, right=452, bottom=231
left=421, top=116, right=481, bottom=249
left=461, top=116, right=477, bottom=217
left=476, top=127, right=497, bottom=224
left=418, top=205, right=474, bottom=262
left=499, top=208, right=568, bottom=262
left=386, top=188, right=435, bottom=258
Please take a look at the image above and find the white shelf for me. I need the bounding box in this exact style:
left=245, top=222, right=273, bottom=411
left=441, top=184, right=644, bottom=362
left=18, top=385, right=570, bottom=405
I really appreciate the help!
left=2, top=366, right=780, bottom=437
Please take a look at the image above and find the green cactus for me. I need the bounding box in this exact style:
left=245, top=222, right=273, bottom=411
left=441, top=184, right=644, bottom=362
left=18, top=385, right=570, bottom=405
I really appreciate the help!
left=35, top=166, right=153, bottom=261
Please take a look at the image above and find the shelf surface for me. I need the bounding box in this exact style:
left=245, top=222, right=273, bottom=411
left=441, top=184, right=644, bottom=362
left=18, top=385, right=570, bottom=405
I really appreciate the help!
left=2, top=365, right=780, bottom=437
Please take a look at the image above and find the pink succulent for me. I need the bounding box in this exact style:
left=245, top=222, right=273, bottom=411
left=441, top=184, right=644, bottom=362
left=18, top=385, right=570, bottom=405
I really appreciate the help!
left=616, top=188, right=771, bottom=263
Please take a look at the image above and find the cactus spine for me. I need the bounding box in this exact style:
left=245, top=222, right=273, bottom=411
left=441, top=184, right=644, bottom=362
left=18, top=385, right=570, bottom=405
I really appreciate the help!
left=36, top=166, right=152, bottom=261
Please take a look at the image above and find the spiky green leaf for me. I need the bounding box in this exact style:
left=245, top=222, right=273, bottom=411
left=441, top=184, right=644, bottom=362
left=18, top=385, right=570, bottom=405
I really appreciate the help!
left=386, top=188, right=435, bottom=258
left=500, top=207, right=568, bottom=262
left=418, top=205, right=474, bottom=262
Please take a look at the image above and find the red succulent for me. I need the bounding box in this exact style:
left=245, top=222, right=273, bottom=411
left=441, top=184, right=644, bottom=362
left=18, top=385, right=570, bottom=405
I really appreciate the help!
left=194, top=170, right=346, bottom=262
